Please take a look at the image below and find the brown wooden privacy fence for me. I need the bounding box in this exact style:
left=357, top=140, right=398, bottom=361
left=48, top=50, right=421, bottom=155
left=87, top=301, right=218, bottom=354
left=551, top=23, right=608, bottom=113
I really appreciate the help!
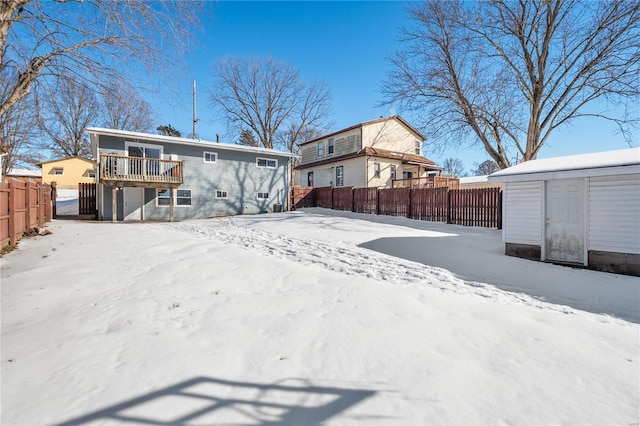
left=290, top=186, right=502, bottom=229
left=1, top=179, right=53, bottom=248
left=79, top=183, right=97, bottom=217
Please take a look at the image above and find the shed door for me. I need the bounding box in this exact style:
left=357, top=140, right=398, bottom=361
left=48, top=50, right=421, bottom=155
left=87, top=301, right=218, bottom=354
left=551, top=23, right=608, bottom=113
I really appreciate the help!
left=545, top=179, right=584, bottom=264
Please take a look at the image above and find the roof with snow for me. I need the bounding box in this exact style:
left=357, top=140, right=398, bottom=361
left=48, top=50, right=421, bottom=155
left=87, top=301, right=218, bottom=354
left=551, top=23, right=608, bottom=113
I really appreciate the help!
left=488, top=148, right=640, bottom=182
left=7, top=168, right=42, bottom=177
left=459, top=175, right=489, bottom=184
left=86, top=127, right=299, bottom=158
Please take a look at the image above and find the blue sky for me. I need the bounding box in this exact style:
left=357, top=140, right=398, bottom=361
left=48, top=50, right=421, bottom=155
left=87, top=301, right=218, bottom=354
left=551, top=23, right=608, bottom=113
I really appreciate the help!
left=151, top=0, right=638, bottom=174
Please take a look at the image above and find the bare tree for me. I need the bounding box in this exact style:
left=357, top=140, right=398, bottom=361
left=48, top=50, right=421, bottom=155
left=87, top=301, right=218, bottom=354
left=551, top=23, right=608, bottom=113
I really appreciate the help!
left=0, top=1, right=201, bottom=120
left=473, top=160, right=500, bottom=176
left=38, top=78, right=99, bottom=158
left=210, top=56, right=332, bottom=150
left=101, top=83, right=155, bottom=132
left=382, top=0, right=640, bottom=169
left=441, top=157, right=466, bottom=177
left=0, top=75, right=41, bottom=174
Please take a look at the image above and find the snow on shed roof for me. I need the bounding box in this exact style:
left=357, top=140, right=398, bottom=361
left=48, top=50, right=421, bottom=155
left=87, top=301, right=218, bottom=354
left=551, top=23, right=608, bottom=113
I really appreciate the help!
left=488, top=148, right=640, bottom=182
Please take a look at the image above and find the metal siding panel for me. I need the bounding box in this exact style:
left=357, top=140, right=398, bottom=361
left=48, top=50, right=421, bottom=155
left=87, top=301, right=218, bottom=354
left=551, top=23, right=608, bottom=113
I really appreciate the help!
left=504, top=181, right=542, bottom=245
left=588, top=175, right=640, bottom=254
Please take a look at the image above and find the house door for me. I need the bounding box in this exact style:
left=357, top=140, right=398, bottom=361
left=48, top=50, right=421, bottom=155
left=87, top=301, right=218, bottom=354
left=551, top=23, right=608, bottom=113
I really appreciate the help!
left=124, top=187, right=143, bottom=221
left=545, top=179, right=585, bottom=264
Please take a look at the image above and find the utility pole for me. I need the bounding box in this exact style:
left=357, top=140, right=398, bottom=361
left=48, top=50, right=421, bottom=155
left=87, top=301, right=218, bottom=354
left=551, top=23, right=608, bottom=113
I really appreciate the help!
left=192, top=80, right=199, bottom=139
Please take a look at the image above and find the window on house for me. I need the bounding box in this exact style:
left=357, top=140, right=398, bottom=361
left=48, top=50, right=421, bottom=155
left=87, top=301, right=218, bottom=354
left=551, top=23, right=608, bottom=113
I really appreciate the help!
left=53, top=168, right=64, bottom=176
left=157, top=189, right=192, bottom=207
left=336, top=166, right=344, bottom=187
left=204, top=151, right=217, bottom=163
left=215, top=190, right=228, bottom=199
left=415, top=141, right=422, bottom=155
left=317, top=141, right=324, bottom=157
left=176, top=189, right=192, bottom=206
left=256, top=157, right=277, bottom=168
left=390, top=165, right=397, bottom=180
left=157, top=189, right=170, bottom=206
left=328, top=138, right=334, bottom=154
left=88, top=170, right=96, bottom=179
left=403, top=171, right=413, bottom=179
left=307, top=171, right=314, bottom=187
left=257, top=192, right=269, bottom=200
left=373, top=162, right=381, bottom=178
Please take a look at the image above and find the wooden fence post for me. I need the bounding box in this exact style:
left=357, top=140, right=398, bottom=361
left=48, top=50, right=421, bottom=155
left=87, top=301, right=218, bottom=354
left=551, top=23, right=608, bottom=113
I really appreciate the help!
left=8, top=181, right=16, bottom=246
left=25, top=181, right=32, bottom=229
left=51, top=182, right=57, bottom=219
left=446, top=189, right=452, bottom=224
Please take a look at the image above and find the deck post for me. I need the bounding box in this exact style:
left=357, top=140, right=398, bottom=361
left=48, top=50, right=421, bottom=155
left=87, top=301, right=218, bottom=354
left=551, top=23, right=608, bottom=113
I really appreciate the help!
left=169, top=188, right=174, bottom=222
left=111, top=187, right=117, bottom=223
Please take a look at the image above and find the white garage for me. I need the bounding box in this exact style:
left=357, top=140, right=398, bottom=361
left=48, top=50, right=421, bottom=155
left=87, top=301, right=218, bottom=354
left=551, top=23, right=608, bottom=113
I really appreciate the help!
left=488, top=148, right=640, bottom=276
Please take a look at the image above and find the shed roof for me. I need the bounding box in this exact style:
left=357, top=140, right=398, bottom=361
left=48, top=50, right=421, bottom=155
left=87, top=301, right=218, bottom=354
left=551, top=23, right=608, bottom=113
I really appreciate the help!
left=86, top=128, right=299, bottom=158
left=488, top=148, right=640, bottom=182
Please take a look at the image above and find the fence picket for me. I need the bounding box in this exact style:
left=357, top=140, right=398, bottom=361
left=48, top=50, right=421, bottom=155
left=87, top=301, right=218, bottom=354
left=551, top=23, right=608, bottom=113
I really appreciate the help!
left=1, top=180, right=53, bottom=249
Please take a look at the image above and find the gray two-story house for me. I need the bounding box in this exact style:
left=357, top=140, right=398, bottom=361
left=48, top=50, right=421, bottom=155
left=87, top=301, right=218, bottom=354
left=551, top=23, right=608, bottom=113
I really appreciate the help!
left=88, top=128, right=297, bottom=221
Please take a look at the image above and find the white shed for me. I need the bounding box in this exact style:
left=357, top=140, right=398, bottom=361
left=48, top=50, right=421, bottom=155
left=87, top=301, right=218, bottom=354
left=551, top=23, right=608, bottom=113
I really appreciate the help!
left=488, top=148, right=640, bottom=276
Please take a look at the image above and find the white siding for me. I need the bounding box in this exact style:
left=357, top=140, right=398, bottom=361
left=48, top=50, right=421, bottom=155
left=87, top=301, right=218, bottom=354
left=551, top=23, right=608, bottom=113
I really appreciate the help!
left=367, top=158, right=402, bottom=188
left=588, top=174, right=640, bottom=254
left=362, top=119, right=419, bottom=153
left=504, top=181, right=542, bottom=245
left=298, top=158, right=367, bottom=188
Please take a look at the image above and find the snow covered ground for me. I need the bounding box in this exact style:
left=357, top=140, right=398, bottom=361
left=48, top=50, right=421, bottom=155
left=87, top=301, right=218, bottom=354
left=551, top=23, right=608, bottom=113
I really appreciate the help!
left=1, top=210, right=638, bottom=425
left=55, top=189, right=79, bottom=216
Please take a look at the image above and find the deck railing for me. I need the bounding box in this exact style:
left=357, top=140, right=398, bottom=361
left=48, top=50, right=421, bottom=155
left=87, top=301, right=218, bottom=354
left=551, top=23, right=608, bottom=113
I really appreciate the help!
left=99, top=154, right=183, bottom=185
left=392, top=176, right=460, bottom=190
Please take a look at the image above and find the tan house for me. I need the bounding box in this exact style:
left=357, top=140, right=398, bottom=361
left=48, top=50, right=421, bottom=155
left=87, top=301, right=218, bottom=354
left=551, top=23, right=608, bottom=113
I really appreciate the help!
left=295, top=116, right=449, bottom=189
left=38, top=156, right=96, bottom=189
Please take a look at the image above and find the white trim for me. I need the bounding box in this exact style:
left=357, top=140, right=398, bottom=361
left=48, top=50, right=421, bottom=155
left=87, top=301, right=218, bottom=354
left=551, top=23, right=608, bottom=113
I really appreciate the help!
left=257, top=192, right=269, bottom=200
left=87, top=127, right=298, bottom=159
left=157, top=188, right=192, bottom=208
left=256, top=157, right=278, bottom=169
left=203, top=151, right=218, bottom=164
left=583, top=177, right=589, bottom=266
left=490, top=165, right=640, bottom=183
left=124, top=140, right=164, bottom=158
left=215, top=189, right=228, bottom=199
left=540, top=180, right=546, bottom=261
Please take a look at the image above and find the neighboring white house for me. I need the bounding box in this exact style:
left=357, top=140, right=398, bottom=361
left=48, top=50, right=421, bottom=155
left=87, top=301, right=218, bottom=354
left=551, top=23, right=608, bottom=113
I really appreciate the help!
left=488, top=148, right=640, bottom=276
left=295, top=116, right=443, bottom=188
